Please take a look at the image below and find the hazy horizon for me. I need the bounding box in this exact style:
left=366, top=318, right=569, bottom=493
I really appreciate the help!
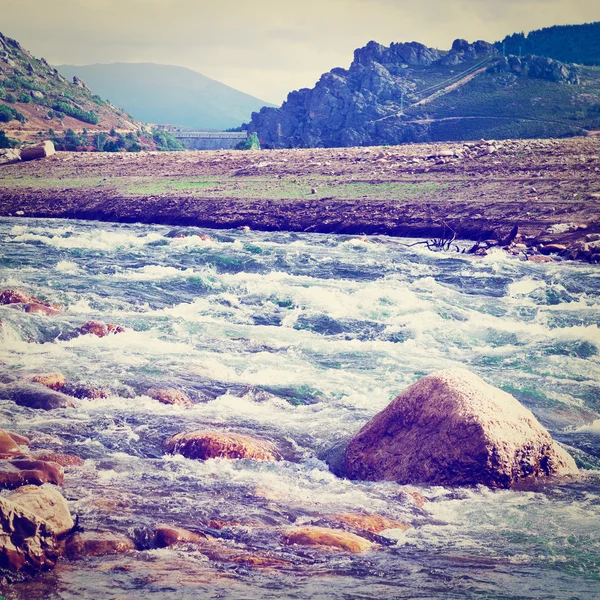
left=1, top=0, right=599, bottom=104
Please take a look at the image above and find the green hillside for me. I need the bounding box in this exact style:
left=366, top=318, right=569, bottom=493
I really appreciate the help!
left=497, top=22, right=600, bottom=66
left=57, top=63, right=275, bottom=131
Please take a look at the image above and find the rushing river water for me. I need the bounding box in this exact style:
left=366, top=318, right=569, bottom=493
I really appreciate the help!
left=0, top=216, right=599, bottom=599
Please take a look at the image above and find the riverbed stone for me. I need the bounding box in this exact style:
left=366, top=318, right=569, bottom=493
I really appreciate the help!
left=344, top=368, right=578, bottom=488
left=283, top=526, right=373, bottom=553
left=154, top=524, right=206, bottom=547
left=0, top=497, right=58, bottom=571
left=0, top=289, right=36, bottom=305
left=147, top=387, right=193, bottom=407
left=0, top=458, right=64, bottom=489
left=0, top=429, right=25, bottom=455
left=7, top=485, right=74, bottom=536
left=29, top=373, right=66, bottom=391
left=65, top=531, right=136, bottom=558
left=29, top=450, right=85, bottom=467
left=78, top=321, right=125, bottom=338
left=332, top=513, right=410, bottom=533
left=0, top=382, right=77, bottom=410
left=165, top=431, right=279, bottom=461
left=22, top=302, right=61, bottom=316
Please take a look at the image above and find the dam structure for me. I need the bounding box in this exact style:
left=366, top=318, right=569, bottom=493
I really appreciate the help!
left=172, top=131, right=248, bottom=150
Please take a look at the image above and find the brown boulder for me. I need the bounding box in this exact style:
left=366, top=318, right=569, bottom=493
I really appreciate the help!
left=0, top=497, right=58, bottom=571
left=0, top=458, right=64, bottom=489
left=22, top=303, right=61, bottom=316
left=20, top=141, right=56, bottom=162
left=147, top=388, right=193, bottom=407
left=528, top=255, right=556, bottom=263
left=344, top=369, right=578, bottom=488
left=79, top=321, right=125, bottom=338
left=283, top=527, right=373, bottom=553
left=65, top=531, right=135, bottom=559
left=0, top=429, right=25, bottom=455
left=333, top=513, right=410, bottom=533
left=0, top=289, right=36, bottom=305
left=165, top=431, right=279, bottom=461
left=7, top=485, right=74, bottom=536
left=29, top=373, right=66, bottom=391
left=0, top=382, right=77, bottom=410
left=154, top=524, right=206, bottom=548
left=62, top=383, right=109, bottom=400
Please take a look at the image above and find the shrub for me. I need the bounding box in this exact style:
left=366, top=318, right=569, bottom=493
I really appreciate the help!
left=52, top=100, right=98, bottom=124
left=0, top=104, right=26, bottom=123
left=5, top=93, right=16, bottom=104
left=152, top=129, right=185, bottom=151
left=236, top=132, right=260, bottom=150
left=0, top=129, right=16, bottom=148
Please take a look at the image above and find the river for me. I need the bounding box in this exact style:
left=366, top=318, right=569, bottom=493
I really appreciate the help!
left=1, top=217, right=599, bottom=599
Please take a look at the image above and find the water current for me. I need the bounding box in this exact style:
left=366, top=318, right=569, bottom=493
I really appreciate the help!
left=1, top=217, right=599, bottom=599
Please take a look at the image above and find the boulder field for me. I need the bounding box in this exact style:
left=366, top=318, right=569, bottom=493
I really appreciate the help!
left=344, top=368, right=578, bottom=488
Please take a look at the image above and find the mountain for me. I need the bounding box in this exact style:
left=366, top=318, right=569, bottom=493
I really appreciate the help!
left=497, top=22, right=600, bottom=66
left=249, top=38, right=600, bottom=148
left=0, top=31, right=140, bottom=144
left=56, top=63, right=275, bottom=131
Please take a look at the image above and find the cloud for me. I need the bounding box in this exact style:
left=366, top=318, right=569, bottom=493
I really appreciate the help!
left=1, top=0, right=599, bottom=103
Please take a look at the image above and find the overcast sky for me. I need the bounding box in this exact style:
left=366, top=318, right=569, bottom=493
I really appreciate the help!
left=1, top=0, right=599, bottom=104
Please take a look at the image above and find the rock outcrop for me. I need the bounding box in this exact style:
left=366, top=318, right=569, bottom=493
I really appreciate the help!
left=249, top=37, right=584, bottom=148
left=344, top=369, right=578, bottom=488
left=165, top=431, right=279, bottom=461
left=0, top=497, right=58, bottom=571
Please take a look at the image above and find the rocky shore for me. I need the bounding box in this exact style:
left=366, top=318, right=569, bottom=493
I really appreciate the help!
left=1, top=136, right=599, bottom=262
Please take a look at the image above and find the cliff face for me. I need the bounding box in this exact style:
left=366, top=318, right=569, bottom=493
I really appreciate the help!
left=249, top=38, right=591, bottom=148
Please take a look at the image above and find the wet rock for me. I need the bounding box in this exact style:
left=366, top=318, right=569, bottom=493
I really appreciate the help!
left=0, top=458, right=64, bottom=489
left=0, top=429, right=26, bottom=455
left=7, top=485, right=74, bottom=536
left=153, top=524, right=206, bottom=548
left=147, top=388, right=193, bottom=407
left=332, top=513, right=410, bottom=533
left=0, top=382, right=77, bottom=410
left=405, top=489, right=428, bottom=508
left=283, top=526, right=373, bottom=553
left=78, top=321, right=125, bottom=338
left=29, top=373, right=66, bottom=391
left=165, top=431, right=279, bottom=461
left=29, top=450, right=85, bottom=467
left=0, top=289, right=36, bottom=305
left=539, top=244, right=567, bottom=255
left=344, top=369, right=578, bottom=488
left=65, top=531, right=136, bottom=559
left=585, top=233, right=600, bottom=242
left=22, top=302, right=60, bottom=316
left=0, top=497, right=58, bottom=571
left=528, top=255, right=556, bottom=263
left=62, top=383, right=109, bottom=400
left=20, top=141, right=56, bottom=162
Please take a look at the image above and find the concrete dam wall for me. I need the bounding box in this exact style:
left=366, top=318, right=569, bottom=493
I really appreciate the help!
left=173, top=132, right=247, bottom=150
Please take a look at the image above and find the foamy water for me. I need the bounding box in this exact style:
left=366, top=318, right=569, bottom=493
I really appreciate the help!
left=1, top=217, right=599, bottom=599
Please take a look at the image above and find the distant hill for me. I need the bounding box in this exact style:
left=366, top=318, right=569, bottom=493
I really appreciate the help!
left=0, top=31, right=142, bottom=145
left=497, top=22, right=600, bottom=66
left=249, top=38, right=600, bottom=148
left=56, top=63, right=275, bottom=131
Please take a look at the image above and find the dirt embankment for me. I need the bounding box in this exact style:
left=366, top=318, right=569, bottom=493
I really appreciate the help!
left=1, top=137, right=599, bottom=260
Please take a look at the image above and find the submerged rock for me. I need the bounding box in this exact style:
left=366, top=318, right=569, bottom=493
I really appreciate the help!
left=22, top=302, right=61, bottom=316
left=65, top=531, right=136, bottom=559
left=332, top=513, right=410, bottom=533
left=153, top=524, right=206, bottom=548
left=62, top=382, right=109, bottom=400
left=344, top=369, right=578, bottom=488
left=29, top=450, right=85, bottom=467
left=147, top=387, right=193, bottom=407
left=0, top=382, right=77, bottom=410
left=165, top=431, right=279, bottom=461
left=0, top=497, right=58, bottom=571
left=7, top=485, right=74, bottom=536
left=29, top=373, right=66, bottom=391
left=283, top=526, right=373, bottom=553
left=0, top=458, right=64, bottom=489
left=0, top=289, right=37, bottom=305
left=78, top=321, right=125, bottom=338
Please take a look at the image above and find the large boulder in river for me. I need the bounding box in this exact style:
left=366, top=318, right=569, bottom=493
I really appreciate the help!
left=344, top=369, right=578, bottom=488
left=283, top=526, right=373, bottom=553
left=0, top=382, right=77, bottom=410
left=166, top=431, right=279, bottom=461
left=65, top=531, right=135, bottom=559
left=0, top=496, right=58, bottom=571
left=7, top=485, right=73, bottom=536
